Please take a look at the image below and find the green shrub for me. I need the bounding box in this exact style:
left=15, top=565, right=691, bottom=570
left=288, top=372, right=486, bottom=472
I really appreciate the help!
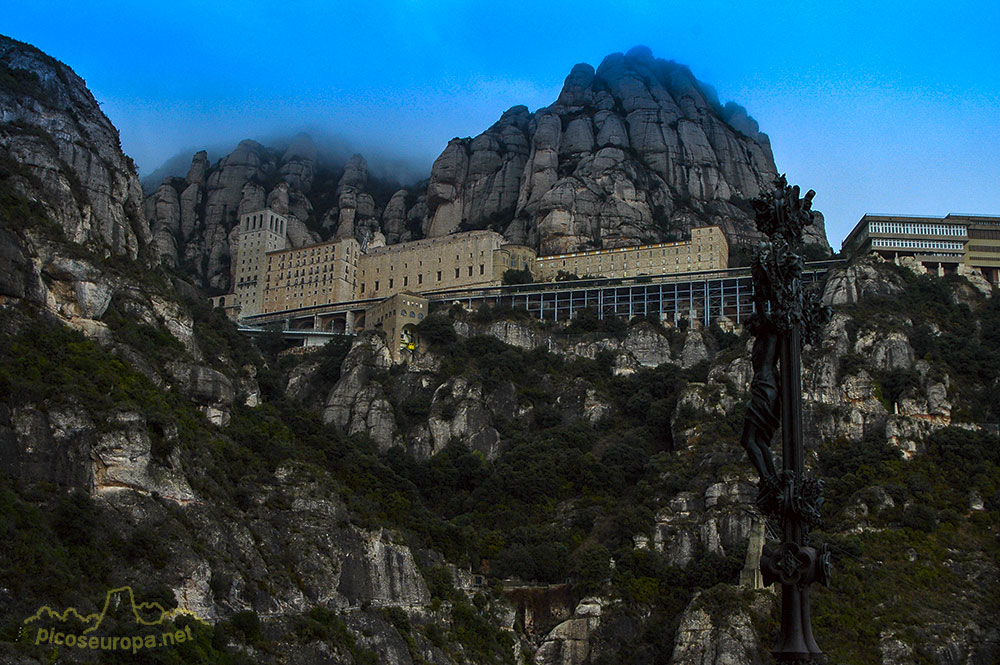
left=502, top=268, right=533, bottom=285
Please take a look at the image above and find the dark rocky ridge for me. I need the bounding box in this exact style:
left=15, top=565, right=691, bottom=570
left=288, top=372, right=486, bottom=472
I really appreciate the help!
left=0, top=35, right=148, bottom=260
left=144, top=137, right=411, bottom=292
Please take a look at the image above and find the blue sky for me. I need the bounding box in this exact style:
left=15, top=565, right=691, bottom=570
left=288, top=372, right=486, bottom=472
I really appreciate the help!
left=5, top=0, right=999, bottom=247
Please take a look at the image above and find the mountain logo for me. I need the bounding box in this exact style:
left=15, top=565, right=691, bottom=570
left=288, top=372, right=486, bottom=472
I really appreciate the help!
left=22, top=586, right=208, bottom=653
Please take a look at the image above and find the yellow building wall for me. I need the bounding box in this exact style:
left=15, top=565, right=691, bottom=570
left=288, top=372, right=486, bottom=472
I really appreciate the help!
left=262, top=238, right=361, bottom=313
left=964, top=223, right=1000, bottom=284
left=359, top=231, right=516, bottom=298
left=234, top=209, right=288, bottom=316
left=239, top=224, right=731, bottom=320
left=365, top=292, right=429, bottom=362
left=534, top=225, right=727, bottom=281
left=493, top=245, right=537, bottom=281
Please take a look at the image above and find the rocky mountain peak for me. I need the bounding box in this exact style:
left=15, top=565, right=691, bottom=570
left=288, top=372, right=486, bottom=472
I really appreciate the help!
left=423, top=45, right=829, bottom=254
left=186, top=150, right=210, bottom=185
left=337, top=153, right=369, bottom=194
left=142, top=47, right=829, bottom=293
left=0, top=34, right=148, bottom=259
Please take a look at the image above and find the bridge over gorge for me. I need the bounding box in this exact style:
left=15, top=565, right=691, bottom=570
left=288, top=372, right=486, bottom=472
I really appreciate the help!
left=238, top=260, right=842, bottom=340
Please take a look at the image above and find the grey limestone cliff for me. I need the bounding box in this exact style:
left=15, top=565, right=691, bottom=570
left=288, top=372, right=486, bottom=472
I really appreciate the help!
left=0, top=35, right=149, bottom=259
left=422, top=46, right=829, bottom=254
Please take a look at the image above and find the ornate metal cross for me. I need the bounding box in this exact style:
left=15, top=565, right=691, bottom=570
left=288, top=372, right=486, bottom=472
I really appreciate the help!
left=741, top=175, right=832, bottom=662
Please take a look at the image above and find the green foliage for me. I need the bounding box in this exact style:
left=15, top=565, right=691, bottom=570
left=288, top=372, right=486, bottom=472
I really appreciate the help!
left=800, top=242, right=832, bottom=261
left=876, top=367, right=921, bottom=409
left=0, top=146, right=67, bottom=240
left=229, top=611, right=262, bottom=644
left=0, top=61, right=55, bottom=104
left=291, top=607, right=377, bottom=664
left=704, top=323, right=740, bottom=353
left=501, top=268, right=533, bottom=285
left=837, top=351, right=868, bottom=379
left=0, top=312, right=205, bottom=454
left=417, top=313, right=457, bottom=347
left=841, top=267, right=1000, bottom=422
left=562, top=307, right=629, bottom=336
left=811, top=422, right=1000, bottom=662
left=102, top=297, right=188, bottom=365
left=449, top=600, right=514, bottom=665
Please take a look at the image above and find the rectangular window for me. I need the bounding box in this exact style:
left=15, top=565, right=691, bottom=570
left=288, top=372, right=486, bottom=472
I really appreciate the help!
left=480, top=264, right=485, bottom=275
left=437, top=271, right=442, bottom=281
left=418, top=274, right=423, bottom=284
left=455, top=268, right=460, bottom=278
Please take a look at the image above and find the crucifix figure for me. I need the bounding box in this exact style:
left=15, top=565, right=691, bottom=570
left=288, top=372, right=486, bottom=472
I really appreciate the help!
left=742, top=175, right=832, bottom=662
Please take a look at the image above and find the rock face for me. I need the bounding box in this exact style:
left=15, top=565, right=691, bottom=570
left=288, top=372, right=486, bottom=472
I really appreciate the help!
left=822, top=255, right=907, bottom=305
left=142, top=47, right=829, bottom=295
left=322, top=333, right=398, bottom=450
left=421, top=46, right=829, bottom=254
left=146, top=138, right=325, bottom=291
left=144, top=137, right=418, bottom=291
left=328, top=154, right=380, bottom=244
left=534, top=597, right=605, bottom=665
left=427, top=376, right=502, bottom=460
left=670, top=589, right=773, bottom=665
left=0, top=36, right=149, bottom=259
left=643, top=479, right=757, bottom=567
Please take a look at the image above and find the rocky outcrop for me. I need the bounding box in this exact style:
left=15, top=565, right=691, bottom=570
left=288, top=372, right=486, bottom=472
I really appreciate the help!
left=323, top=333, right=398, bottom=449
left=822, top=255, right=907, bottom=305
left=420, top=46, right=829, bottom=254
left=145, top=138, right=412, bottom=291
left=140, top=47, right=831, bottom=292
left=425, top=106, right=531, bottom=238
left=427, top=376, right=502, bottom=460
left=641, top=479, right=757, bottom=567
left=167, top=361, right=236, bottom=425
left=92, top=410, right=196, bottom=501
left=0, top=36, right=149, bottom=260
left=146, top=140, right=270, bottom=290
left=670, top=588, right=773, bottom=665
left=535, top=597, right=605, bottom=665
left=336, top=528, right=431, bottom=608
left=382, top=189, right=410, bottom=244
left=3, top=400, right=193, bottom=502
left=329, top=154, right=379, bottom=244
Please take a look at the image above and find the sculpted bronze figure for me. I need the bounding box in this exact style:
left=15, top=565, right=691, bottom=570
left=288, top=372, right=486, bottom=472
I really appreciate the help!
left=743, top=175, right=831, bottom=662
left=741, top=322, right=780, bottom=491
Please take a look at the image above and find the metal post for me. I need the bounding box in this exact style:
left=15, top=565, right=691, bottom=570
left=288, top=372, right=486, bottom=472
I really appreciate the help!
left=738, top=176, right=831, bottom=663
left=704, top=280, right=710, bottom=327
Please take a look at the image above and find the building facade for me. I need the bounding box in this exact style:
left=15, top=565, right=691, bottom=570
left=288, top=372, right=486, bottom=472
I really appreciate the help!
left=843, top=213, right=1000, bottom=283
left=364, top=292, right=429, bottom=362
left=358, top=231, right=527, bottom=300
left=233, top=209, right=289, bottom=316
left=221, top=210, right=733, bottom=329
left=534, top=226, right=728, bottom=281
left=963, top=216, right=1000, bottom=285
left=262, top=238, right=361, bottom=313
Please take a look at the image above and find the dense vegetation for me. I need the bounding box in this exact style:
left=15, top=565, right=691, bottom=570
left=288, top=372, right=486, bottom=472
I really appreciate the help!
left=1, top=233, right=999, bottom=663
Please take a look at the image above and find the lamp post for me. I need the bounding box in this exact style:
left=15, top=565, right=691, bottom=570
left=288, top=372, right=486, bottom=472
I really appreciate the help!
left=740, top=175, right=831, bottom=662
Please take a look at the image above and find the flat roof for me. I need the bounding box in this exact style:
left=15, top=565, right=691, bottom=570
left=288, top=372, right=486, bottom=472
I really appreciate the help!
left=266, top=237, right=356, bottom=257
